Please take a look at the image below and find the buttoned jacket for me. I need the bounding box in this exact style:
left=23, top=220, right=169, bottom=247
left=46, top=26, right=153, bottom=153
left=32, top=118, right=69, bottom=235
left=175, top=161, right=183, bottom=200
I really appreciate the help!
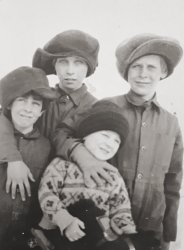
left=107, top=92, right=183, bottom=241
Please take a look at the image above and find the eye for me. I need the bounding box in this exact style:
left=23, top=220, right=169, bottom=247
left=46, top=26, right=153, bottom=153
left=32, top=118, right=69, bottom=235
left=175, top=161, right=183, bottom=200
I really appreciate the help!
left=16, top=97, right=26, bottom=102
left=115, top=139, right=121, bottom=145
left=101, top=132, right=109, bottom=138
left=131, top=64, right=141, bottom=69
left=32, top=100, right=42, bottom=107
left=75, top=59, right=85, bottom=65
left=57, top=58, right=68, bottom=64
left=148, top=65, right=156, bottom=70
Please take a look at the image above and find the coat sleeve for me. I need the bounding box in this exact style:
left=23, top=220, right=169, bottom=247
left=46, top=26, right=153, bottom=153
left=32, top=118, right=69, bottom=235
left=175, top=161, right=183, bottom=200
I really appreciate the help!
left=52, top=93, right=97, bottom=160
left=52, top=111, right=87, bottom=160
left=163, top=120, right=183, bottom=242
left=53, top=126, right=81, bottom=160
left=38, top=158, right=75, bottom=233
left=0, top=114, right=22, bottom=162
left=109, top=173, right=137, bottom=235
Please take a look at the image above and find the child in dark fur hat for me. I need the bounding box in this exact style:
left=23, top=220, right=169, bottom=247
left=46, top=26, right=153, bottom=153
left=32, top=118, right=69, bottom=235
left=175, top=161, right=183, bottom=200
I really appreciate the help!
left=0, top=66, right=56, bottom=249
left=35, top=100, right=137, bottom=250
left=0, top=30, right=115, bottom=206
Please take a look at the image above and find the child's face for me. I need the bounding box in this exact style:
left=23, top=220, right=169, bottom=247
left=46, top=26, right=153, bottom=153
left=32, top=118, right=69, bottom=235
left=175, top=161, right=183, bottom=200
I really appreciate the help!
left=127, top=55, right=167, bottom=100
left=84, top=130, right=121, bottom=161
left=55, top=56, right=88, bottom=93
left=10, top=95, right=43, bottom=134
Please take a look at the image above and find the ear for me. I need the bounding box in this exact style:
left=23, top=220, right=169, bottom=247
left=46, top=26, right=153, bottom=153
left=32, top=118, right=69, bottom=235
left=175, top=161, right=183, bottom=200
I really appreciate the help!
left=6, top=105, right=11, bottom=110
left=160, top=71, right=167, bottom=80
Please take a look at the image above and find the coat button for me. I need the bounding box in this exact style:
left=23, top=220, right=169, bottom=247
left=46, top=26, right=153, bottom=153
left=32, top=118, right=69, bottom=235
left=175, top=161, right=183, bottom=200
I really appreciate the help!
left=141, top=145, right=146, bottom=151
left=142, top=122, right=146, bottom=127
left=137, top=173, right=143, bottom=180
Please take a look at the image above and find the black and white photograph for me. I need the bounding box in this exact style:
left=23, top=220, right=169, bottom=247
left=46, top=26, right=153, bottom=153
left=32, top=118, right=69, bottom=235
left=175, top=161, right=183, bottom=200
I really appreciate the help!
left=0, top=1, right=184, bottom=250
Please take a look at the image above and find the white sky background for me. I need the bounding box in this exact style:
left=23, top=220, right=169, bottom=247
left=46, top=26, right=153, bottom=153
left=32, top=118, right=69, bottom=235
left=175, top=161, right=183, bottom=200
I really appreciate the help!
left=0, top=0, right=184, bottom=129
left=1, top=0, right=184, bottom=134
left=0, top=0, right=184, bottom=122
left=0, top=0, right=184, bottom=248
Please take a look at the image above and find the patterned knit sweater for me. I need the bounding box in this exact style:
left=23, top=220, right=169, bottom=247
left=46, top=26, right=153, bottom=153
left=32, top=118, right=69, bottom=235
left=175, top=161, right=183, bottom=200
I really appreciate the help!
left=38, top=158, right=136, bottom=237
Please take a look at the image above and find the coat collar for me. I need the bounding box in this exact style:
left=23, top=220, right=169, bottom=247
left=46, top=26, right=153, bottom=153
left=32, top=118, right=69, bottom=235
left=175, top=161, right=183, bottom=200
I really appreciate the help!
left=55, top=83, right=88, bottom=106
left=14, top=127, right=41, bottom=139
left=126, top=90, right=161, bottom=109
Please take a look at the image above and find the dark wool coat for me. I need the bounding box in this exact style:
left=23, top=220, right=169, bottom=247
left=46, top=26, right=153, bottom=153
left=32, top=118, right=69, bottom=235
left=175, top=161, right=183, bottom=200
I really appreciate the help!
left=0, top=84, right=97, bottom=162
left=0, top=127, right=51, bottom=248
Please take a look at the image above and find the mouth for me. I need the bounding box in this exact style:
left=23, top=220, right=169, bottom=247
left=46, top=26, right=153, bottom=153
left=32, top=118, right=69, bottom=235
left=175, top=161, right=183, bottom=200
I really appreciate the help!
left=99, top=147, right=110, bottom=154
left=136, top=81, right=150, bottom=85
left=20, top=114, right=33, bottom=119
left=64, top=78, right=76, bottom=81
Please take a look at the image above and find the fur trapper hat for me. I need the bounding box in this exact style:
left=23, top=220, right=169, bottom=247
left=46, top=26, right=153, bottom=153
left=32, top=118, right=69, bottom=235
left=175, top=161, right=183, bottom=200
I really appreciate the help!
left=0, top=66, right=56, bottom=111
left=32, top=30, right=99, bottom=77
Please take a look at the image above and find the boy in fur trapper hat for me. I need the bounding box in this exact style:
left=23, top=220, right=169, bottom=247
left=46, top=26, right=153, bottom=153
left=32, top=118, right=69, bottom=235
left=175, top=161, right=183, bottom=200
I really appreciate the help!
left=56, top=34, right=183, bottom=250
left=0, top=67, right=56, bottom=249
left=35, top=100, right=137, bottom=250
left=32, top=29, right=99, bottom=139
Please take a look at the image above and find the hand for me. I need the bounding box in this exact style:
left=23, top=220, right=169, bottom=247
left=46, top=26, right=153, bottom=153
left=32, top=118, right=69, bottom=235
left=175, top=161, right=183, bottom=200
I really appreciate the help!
left=161, top=239, right=170, bottom=250
left=48, top=157, right=64, bottom=167
left=64, top=218, right=85, bottom=241
left=6, top=161, right=35, bottom=201
left=71, top=144, right=117, bottom=187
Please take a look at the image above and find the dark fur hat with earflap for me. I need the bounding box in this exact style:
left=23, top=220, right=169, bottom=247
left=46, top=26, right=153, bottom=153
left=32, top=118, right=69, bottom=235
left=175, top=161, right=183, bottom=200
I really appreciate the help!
left=0, top=66, right=56, bottom=114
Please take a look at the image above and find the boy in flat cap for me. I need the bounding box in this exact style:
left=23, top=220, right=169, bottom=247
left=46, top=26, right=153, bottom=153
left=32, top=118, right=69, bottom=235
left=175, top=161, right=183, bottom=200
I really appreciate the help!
left=55, top=34, right=183, bottom=250
left=0, top=66, right=56, bottom=249
left=37, top=100, right=136, bottom=250
left=0, top=30, right=113, bottom=202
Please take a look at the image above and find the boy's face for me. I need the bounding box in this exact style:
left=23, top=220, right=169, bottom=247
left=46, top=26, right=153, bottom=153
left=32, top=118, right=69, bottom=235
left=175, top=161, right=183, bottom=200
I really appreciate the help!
left=84, top=130, right=121, bottom=161
left=10, top=95, right=43, bottom=134
left=55, top=56, right=88, bottom=93
left=127, top=55, right=167, bottom=100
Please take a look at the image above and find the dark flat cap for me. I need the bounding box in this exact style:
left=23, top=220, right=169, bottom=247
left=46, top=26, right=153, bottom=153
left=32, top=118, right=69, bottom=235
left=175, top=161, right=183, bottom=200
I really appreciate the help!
left=115, top=33, right=183, bottom=80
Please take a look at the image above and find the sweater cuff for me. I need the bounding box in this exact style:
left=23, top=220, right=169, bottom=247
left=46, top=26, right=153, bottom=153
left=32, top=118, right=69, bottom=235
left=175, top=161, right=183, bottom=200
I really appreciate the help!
left=0, top=149, right=23, bottom=163
left=39, top=215, right=57, bottom=230
left=52, top=209, right=76, bottom=234
left=69, top=141, right=83, bottom=161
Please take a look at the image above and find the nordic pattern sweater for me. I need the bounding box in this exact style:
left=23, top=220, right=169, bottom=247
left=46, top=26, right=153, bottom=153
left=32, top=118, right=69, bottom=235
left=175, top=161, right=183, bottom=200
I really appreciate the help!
left=38, top=158, right=136, bottom=236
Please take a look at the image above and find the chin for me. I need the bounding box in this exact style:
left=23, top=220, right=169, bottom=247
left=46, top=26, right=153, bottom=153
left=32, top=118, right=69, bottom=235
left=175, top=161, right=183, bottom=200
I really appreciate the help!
left=134, top=90, right=148, bottom=97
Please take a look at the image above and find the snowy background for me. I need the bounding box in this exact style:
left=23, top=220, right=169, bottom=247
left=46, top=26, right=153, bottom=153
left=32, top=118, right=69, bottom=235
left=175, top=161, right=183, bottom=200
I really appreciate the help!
left=0, top=0, right=184, bottom=249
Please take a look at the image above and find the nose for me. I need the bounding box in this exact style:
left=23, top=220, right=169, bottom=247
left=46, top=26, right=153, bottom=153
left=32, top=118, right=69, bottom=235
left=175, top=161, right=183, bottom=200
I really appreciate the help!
left=105, top=139, right=114, bottom=150
left=66, top=62, right=75, bottom=75
left=139, top=66, right=148, bottom=78
left=24, top=100, right=33, bottom=112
